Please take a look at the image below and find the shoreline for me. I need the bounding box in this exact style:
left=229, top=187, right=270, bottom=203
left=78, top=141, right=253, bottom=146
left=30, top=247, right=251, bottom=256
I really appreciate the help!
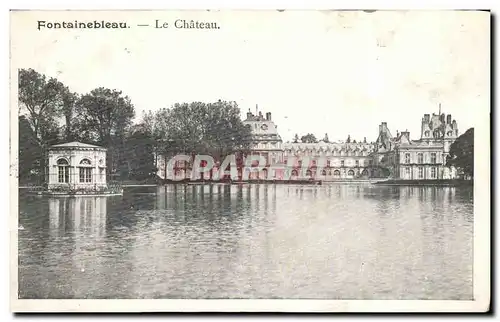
left=19, top=178, right=473, bottom=189
left=372, top=179, right=473, bottom=187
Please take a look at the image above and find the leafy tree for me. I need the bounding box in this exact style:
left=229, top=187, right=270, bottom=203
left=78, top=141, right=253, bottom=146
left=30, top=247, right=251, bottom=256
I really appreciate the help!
left=18, top=69, right=66, bottom=144
left=60, top=90, right=79, bottom=141
left=300, top=133, right=318, bottom=143
left=75, top=87, right=135, bottom=177
left=123, top=125, right=156, bottom=180
left=18, top=116, right=40, bottom=183
left=164, top=100, right=252, bottom=160
left=18, top=69, right=67, bottom=182
left=447, top=128, right=474, bottom=179
left=293, top=134, right=299, bottom=143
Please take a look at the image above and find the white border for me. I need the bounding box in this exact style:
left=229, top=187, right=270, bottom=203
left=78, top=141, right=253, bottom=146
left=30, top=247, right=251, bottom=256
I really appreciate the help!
left=6, top=3, right=492, bottom=314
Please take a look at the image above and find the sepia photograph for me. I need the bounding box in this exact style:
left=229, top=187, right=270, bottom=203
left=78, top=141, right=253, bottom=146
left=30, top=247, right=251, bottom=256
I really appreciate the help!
left=9, top=9, right=490, bottom=312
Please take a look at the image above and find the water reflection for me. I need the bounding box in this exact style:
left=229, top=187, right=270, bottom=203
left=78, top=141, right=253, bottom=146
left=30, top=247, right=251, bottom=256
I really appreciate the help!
left=18, top=184, right=473, bottom=299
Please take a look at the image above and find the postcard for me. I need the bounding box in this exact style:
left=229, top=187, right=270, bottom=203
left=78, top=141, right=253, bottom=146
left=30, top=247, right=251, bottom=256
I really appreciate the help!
left=10, top=9, right=490, bottom=312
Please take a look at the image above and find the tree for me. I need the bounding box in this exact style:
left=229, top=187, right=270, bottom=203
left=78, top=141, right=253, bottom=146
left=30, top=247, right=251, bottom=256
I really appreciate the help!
left=300, top=133, right=318, bottom=143
left=164, top=100, right=252, bottom=160
left=323, top=133, right=329, bottom=143
left=447, top=128, right=474, bottom=179
left=18, top=69, right=66, bottom=144
left=18, top=69, right=67, bottom=182
left=75, top=87, right=135, bottom=177
left=123, top=125, right=156, bottom=180
left=293, top=134, right=299, bottom=143
left=18, top=115, right=40, bottom=183
left=60, top=90, right=79, bottom=141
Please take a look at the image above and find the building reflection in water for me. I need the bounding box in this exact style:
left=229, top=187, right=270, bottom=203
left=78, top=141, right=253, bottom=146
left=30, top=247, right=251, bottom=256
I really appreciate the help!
left=48, top=196, right=107, bottom=238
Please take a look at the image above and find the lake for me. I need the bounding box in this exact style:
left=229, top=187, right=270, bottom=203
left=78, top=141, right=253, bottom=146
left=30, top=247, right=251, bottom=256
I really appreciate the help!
left=18, top=184, right=473, bottom=299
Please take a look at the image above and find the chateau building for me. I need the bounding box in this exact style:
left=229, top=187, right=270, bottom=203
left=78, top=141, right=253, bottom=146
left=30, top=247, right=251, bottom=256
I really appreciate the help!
left=243, top=108, right=376, bottom=180
left=372, top=111, right=459, bottom=180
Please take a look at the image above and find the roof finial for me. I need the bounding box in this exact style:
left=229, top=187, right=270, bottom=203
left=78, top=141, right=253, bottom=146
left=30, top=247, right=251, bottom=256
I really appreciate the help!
left=439, top=103, right=441, bottom=115
left=255, top=104, right=258, bottom=115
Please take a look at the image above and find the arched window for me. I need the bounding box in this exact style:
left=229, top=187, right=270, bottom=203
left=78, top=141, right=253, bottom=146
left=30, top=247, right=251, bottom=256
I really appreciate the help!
left=348, top=170, right=355, bottom=176
left=79, top=159, right=92, bottom=183
left=447, top=131, right=452, bottom=136
left=425, top=131, right=430, bottom=137
left=333, top=170, right=340, bottom=177
left=291, top=170, right=298, bottom=177
left=361, top=169, right=368, bottom=176
left=57, top=159, right=69, bottom=183
left=321, top=169, right=327, bottom=176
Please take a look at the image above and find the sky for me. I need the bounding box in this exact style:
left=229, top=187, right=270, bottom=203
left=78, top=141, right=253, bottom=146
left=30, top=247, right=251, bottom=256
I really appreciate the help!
left=11, top=10, right=490, bottom=142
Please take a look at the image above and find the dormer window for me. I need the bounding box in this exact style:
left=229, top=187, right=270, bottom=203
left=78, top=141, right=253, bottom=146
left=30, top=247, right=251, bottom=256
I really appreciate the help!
left=425, top=131, right=430, bottom=137
left=447, top=131, right=452, bottom=136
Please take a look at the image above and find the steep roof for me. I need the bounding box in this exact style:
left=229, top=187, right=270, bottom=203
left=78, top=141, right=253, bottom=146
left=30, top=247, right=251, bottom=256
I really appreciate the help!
left=50, top=141, right=104, bottom=149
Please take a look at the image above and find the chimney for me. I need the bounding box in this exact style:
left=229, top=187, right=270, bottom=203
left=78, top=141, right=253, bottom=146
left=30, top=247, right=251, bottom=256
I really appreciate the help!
left=424, top=114, right=430, bottom=123
left=401, top=130, right=410, bottom=141
left=266, top=112, right=271, bottom=121
left=246, top=108, right=252, bottom=119
left=447, top=115, right=452, bottom=124
left=258, top=111, right=263, bottom=120
left=440, top=113, right=445, bottom=123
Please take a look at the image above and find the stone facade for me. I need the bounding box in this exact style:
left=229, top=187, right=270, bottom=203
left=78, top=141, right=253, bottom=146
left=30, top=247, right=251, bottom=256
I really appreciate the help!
left=47, top=142, right=107, bottom=189
left=372, top=112, right=459, bottom=180
left=242, top=108, right=284, bottom=166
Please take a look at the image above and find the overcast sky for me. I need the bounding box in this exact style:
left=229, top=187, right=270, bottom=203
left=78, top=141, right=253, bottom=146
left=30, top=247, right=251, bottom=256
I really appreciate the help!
left=12, top=10, right=489, bottom=142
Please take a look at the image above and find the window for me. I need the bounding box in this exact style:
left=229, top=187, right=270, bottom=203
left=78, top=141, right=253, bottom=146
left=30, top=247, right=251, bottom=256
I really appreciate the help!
left=447, top=131, right=452, bottom=136
left=418, top=167, right=423, bottom=179
left=405, top=167, right=410, bottom=177
left=79, top=168, right=92, bottom=183
left=57, top=159, right=69, bottom=183
left=431, top=167, right=436, bottom=179
left=326, top=160, right=330, bottom=167
left=425, top=131, right=430, bottom=137
left=430, top=153, right=437, bottom=164
left=79, top=159, right=92, bottom=183
left=355, top=160, right=359, bottom=167
left=333, top=170, right=340, bottom=177
left=321, top=170, right=327, bottom=176
left=417, top=153, right=423, bottom=164
left=369, top=160, right=373, bottom=166
left=341, top=160, right=345, bottom=167
left=405, top=153, right=410, bottom=164
left=348, top=170, right=354, bottom=176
